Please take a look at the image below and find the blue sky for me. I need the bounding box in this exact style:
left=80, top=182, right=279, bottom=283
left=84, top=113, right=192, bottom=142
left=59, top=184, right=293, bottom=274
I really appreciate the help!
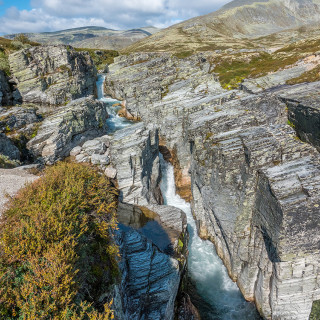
left=0, top=1, right=31, bottom=15
left=0, top=0, right=231, bottom=34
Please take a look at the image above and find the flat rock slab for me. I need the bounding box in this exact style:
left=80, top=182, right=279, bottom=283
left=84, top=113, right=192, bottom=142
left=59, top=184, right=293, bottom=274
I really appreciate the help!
left=0, top=168, right=38, bottom=214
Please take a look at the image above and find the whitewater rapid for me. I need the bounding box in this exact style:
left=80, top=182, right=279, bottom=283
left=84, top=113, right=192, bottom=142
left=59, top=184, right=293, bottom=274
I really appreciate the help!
left=97, top=75, right=131, bottom=133
left=159, top=155, right=260, bottom=319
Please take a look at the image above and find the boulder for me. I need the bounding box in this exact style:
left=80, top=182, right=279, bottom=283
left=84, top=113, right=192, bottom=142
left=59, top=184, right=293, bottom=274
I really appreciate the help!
left=104, top=165, right=117, bottom=179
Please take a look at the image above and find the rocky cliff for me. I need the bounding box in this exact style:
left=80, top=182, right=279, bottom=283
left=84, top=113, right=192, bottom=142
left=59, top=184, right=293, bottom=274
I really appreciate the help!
left=9, top=45, right=97, bottom=105
left=105, top=52, right=320, bottom=320
left=27, top=96, right=107, bottom=164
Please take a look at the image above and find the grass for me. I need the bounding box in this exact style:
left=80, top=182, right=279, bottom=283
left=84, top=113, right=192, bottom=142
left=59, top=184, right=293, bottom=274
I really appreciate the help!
left=213, top=52, right=300, bottom=89
left=0, top=36, right=39, bottom=76
left=74, top=48, right=119, bottom=70
left=286, top=65, right=320, bottom=85
left=0, top=162, right=119, bottom=319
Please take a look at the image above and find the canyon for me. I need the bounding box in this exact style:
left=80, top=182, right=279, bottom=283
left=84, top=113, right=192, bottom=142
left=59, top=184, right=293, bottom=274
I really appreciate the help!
left=1, top=0, right=320, bottom=319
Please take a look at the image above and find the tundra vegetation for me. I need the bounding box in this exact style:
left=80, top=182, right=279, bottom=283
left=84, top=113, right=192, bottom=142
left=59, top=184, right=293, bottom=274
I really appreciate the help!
left=0, top=162, right=119, bottom=320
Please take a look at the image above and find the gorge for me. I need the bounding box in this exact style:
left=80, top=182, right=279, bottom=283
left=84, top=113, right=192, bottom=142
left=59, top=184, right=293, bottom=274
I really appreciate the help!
left=1, top=0, right=320, bottom=319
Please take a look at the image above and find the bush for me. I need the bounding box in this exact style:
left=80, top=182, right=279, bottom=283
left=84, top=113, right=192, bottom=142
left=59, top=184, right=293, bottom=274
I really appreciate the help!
left=74, top=48, right=119, bottom=70
left=0, top=154, right=20, bottom=168
left=0, top=162, right=119, bottom=319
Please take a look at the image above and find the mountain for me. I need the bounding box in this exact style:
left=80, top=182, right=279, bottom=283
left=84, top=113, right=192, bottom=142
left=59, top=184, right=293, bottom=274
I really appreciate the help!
left=123, top=0, right=320, bottom=53
left=5, top=26, right=160, bottom=50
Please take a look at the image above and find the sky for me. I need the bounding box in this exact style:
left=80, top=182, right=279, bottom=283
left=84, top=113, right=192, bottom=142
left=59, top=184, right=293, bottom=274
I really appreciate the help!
left=0, top=0, right=231, bottom=35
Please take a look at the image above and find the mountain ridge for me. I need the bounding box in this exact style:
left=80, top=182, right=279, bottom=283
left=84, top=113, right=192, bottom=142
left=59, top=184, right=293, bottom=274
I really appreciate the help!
left=123, top=0, right=320, bottom=53
left=4, top=26, right=160, bottom=51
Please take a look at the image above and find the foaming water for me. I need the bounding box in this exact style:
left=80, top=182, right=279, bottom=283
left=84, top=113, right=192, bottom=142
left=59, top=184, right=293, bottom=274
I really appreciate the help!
left=159, top=155, right=261, bottom=320
left=97, top=75, right=131, bottom=133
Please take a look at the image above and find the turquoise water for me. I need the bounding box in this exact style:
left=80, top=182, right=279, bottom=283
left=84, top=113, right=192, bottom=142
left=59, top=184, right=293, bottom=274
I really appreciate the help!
left=97, top=75, right=132, bottom=133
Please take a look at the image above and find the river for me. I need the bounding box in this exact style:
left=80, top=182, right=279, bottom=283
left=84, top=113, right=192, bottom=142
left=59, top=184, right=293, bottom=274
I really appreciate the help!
left=98, top=74, right=261, bottom=319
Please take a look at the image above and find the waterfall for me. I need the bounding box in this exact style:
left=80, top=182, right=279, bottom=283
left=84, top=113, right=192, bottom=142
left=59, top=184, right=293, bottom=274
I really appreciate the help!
left=159, top=154, right=261, bottom=320
left=97, top=74, right=131, bottom=133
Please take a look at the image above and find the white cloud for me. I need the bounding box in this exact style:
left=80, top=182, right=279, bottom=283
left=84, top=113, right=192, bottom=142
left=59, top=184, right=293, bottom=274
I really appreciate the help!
left=0, top=0, right=231, bottom=34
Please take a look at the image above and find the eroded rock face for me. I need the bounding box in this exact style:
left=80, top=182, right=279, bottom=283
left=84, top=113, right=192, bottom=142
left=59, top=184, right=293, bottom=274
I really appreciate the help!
left=9, top=45, right=97, bottom=105
left=0, top=133, right=20, bottom=160
left=109, top=122, right=162, bottom=205
left=277, top=82, right=320, bottom=152
left=105, top=52, right=320, bottom=320
left=27, top=97, right=107, bottom=164
left=116, top=202, right=188, bottom=320
left=0, top=71, right=21, bottom=106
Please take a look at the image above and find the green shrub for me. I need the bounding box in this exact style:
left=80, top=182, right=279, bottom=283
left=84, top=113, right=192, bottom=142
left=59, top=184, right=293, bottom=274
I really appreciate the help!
left=0, top=162, right=119, bottom=319
left=310, top=300, right=320, bottom=320
left=213, top=52, right=299, bottom=89
left=0, top=154, right=20, bottom=168
left=74, top=48, right=119, bottom=70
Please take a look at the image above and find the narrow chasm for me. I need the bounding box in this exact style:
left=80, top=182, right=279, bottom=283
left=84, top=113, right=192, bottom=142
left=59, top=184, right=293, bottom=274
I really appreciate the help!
left=159, top=154, right=261, bottom=320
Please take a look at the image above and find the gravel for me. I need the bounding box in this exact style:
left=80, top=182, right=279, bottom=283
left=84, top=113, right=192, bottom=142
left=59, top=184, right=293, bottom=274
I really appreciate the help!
left=0, top=168, right=39, bottom=214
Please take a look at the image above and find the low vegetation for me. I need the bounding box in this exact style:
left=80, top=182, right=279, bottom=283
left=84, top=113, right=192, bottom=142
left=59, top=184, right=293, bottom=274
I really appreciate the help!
left=0, top=154, right=20, bottom=168
left=0, top=162, right=119, bottom=319
left=74, top=48, right=119, bottom=70
left=213, top=52, right=299, bottom=89
left=286, top=65, right=320, bottom=85
left=0, top=35, right=39, bottom=76
left=310, top=301, right=320, bottom=320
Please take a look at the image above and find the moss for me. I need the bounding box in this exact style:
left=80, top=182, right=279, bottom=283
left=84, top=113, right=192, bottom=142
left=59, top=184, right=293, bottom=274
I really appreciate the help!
left=173, top=51, right=194, bottom=59
left=287, top=119, right=295, bottom=128
left=161, top=85, right=169, bottom=98
left=59, top=64, right=72, bottom=77
left=205, top=132, right=213, bottom=140
left=310, top=300, right=320, bottom=320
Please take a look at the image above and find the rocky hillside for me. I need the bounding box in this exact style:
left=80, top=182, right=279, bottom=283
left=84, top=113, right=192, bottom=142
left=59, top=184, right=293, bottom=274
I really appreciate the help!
left=124, top=0, right=320, bottom=54
left=5, top=26, right=160, bottom=51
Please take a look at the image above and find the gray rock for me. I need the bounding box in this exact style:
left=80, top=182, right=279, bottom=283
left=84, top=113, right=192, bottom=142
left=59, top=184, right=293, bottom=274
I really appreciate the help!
left=9, top=45, right=97, bottom=105
left=75, top=153, right=89, bottom=163
left=105, top=52, right=320, bottom=320
left=0, top=105, right=41, bottom=133
left=69, top=146, right=82, bottom=157
left=277, top=81, right=320, bottom=152
left=104, top=165, right=117, bottom=179
left=90, top=153, right=110, bottom=165
left=27, top=96, right=108, bottom=164
left=109, top=122, right=162, bottom=205
left=116, top=202, right=188, bottom=320
left=0, top=133, right=20, bottom=160
left=82, top=139, right=106, bottom=155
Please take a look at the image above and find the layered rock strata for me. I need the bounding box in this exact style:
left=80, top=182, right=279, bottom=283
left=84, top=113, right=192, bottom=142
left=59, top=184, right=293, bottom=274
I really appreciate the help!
left=105, top=52, right=320, bottom=320
left=116, top=202, right=188, bottom=320
left=27, top=97, right=107, bottom=164
left=9, top=45, right=97, bottom=105
left=109, top=122, right=162, bottom=205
